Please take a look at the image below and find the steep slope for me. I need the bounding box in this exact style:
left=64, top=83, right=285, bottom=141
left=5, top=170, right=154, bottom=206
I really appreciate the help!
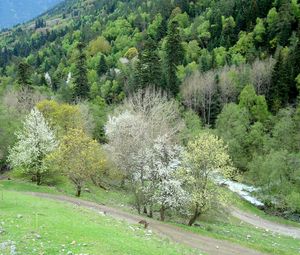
left=0, top=0, right=63, bottom=29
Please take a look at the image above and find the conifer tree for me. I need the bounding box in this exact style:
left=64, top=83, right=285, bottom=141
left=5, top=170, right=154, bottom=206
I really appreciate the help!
left=165, top=20, right=184, bottom=96
left=136, top=36, right=162, bottom=90
left=73, top=42, right=89, bottom=100
left=97, top=54, right=108, bottom=77
left=17, top=61, right=32, bottom=89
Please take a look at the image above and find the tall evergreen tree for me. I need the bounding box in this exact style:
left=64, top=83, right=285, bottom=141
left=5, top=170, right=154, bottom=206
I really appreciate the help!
left=17, top=61, right=32, bottom=89
left=164, top=20, right=184, bottom=96
left=136, top=36, right=162, bottom=90
left=97, top=55, right=108, bottom=77
left=73, top=42, right=89, bottom=100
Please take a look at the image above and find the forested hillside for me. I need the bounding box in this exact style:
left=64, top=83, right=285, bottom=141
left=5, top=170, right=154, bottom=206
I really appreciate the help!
left=0, top=0, right=63, bottom=29
left=0, top=0, right=300, bottom=220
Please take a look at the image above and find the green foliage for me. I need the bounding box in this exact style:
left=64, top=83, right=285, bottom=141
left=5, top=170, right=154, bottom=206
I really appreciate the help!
left=0, top=105, right=21, bottom=167
left=183, top=132, right=234, bottom=225
left=239, top=84, right=269, bottom=123
left=73, top=42, right=89, bottom=100
left=135, top=36, right=162, bottom=90
left=46, top=128, right=107, bottom=196
left=17, top=61, right=32, bottom=89
left=165, top=20, right=184, bottom=95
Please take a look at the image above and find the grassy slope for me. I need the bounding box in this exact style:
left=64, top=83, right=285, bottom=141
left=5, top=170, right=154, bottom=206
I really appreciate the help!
left=0, top=190, right=198, bottom=255
left=1, top=180, right=300, bottom=255
left=177, top=218, right=299, bottom=255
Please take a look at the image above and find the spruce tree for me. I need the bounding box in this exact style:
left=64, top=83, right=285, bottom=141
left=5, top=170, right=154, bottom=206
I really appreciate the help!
left=97, top=55, right=108, bottom=77
left=73, top=42, right=89, bottom=100
left=136, top=36, right=162, bottom=90
left=165, top=20, right=184, bottom=96
left=17, top=61, right=32, bottom=89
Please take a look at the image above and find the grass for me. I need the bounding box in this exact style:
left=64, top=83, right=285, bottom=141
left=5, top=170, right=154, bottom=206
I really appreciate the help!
left=0, top=190, right=200, bottom=255
left=0, top=179, right=133, bottom=208
left=1, top=179, right=300, bottom=255
left=176, top=216, right=300, bottom=255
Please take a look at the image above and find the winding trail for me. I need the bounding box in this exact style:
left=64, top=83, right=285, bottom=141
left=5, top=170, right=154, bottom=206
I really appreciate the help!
left=231, top=207, right=300, bottom=239
left=25, top=192, right=266, bottom=255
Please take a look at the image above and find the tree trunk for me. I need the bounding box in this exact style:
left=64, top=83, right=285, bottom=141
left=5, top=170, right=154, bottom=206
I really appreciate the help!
left=188, top=208, right=200, bottom=226
left=36, top=172, right=41, bottom=186
left=148, top=205, right=153, bottom=218
left=160, top=206, right=165, bottom=221
left=76, top=186, right=81, bottom=197
left=143, top=206, right=148, bottom=214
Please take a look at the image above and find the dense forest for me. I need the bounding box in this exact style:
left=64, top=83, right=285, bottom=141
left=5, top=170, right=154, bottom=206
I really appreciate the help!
left=0, top=0, right=300, bottom=221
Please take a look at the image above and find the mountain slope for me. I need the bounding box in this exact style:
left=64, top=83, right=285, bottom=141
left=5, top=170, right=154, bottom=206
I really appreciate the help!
left=0, top=0, right=63, bottom=29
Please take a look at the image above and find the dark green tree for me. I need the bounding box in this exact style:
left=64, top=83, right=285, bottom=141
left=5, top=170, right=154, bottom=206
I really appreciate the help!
left=97, top=55, right=108, bottom=77
left=164, top=20, right=184, bottom=96
left=73, top=42, right=89, bottom=100
left=17, top=61, right=32, bottom=89
left=136, top=36, right=162, bottom=90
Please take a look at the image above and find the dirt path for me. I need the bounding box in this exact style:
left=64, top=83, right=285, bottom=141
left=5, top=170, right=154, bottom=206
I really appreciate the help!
left=26, top=192, right=266, bottom=255
left=231, top=207, right=300, bottom=239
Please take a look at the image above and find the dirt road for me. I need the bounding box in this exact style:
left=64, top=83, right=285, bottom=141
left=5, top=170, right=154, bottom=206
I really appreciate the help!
left=231, top=207, right=300, bottom=239
left=26, top=192, right=266, bottom=255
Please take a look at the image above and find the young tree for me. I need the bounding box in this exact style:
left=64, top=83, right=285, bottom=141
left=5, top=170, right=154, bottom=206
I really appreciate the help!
left=47, top=129, right=107, bottom=196
left=8, top=108, right=57, bottom=185
left=183, top=132, right=234, bottom=226
left=73, top=42, right=89, bottom=100
left=164, top=20, right=184, bottom=95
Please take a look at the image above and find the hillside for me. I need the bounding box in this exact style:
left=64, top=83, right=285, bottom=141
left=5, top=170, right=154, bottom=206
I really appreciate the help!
left=0, top=1, right=300, bottom=254
left=0, top=0, right=63, bottom=29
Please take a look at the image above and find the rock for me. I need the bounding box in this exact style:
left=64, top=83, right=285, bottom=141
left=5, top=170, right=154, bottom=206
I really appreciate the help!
left=67, top=251, right=73, bottom=255
left=34, top=233, right=41, bottom=239
left=84, top=188, right=91, bottom=193
left=70, top=240, right=76, bottom=245
left=16, top=214, right=23, bottom=219
left=246, top=234, right=251, bottom=239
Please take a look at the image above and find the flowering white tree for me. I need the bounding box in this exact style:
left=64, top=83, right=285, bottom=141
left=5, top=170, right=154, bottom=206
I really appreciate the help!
left=8, top=108, right=57, bottom=185
left=105, top=110, right=148, bottom=183
left=105, top=89, right=183, bottom=183
left=140, top=136, right=188, bottom=221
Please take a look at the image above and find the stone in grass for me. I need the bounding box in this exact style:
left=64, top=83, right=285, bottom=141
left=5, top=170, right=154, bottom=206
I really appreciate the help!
left=67, top=251, right=73, bottom=255
left=17, top=214, right=23, bottom=219
left=34, top=233, right=42, bottom=239
left=71, top=240, right=76, bottom=245
left=84, top=188, right=91, bottom=193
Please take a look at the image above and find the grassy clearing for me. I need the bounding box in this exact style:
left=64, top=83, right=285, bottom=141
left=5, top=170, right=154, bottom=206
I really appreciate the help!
left=0, top=190, right=199, bottom=255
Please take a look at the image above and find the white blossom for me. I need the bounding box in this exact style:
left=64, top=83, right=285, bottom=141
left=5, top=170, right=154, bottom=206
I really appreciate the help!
left=8, top=108, right=57, bottom=180
left=45, top=72, right=52, bottom=87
